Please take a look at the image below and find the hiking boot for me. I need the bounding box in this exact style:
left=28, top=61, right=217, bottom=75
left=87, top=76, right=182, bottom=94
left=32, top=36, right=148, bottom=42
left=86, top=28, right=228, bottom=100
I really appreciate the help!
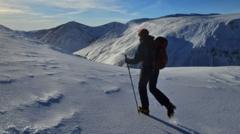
left=166, top=103, right=176, bottom=118
left=138, top=107, right=149, bottom=115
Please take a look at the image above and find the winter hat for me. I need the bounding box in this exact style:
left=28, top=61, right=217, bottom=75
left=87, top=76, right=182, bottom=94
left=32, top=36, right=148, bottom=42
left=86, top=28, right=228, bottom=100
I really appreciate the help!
left=138, top=28, right=149, bottom=37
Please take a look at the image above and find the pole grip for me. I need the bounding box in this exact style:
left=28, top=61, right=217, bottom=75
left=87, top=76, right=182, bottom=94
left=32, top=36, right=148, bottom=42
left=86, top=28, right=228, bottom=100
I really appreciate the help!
left=124, top=54, right=129, bottom=68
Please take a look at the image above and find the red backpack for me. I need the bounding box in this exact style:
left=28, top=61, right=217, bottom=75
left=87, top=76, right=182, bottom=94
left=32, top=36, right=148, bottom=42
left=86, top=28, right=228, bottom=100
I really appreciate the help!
left=152, top=37, right=168, bottom=70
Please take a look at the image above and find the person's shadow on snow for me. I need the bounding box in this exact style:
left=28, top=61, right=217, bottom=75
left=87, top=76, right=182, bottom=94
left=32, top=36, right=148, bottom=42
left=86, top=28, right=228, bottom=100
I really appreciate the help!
left=147, top=115, right=200, bottom=134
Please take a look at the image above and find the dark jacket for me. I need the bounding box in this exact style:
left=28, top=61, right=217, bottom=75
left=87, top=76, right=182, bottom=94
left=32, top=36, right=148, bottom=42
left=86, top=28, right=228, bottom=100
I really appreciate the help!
left=127, top=35, right=155, bottom=68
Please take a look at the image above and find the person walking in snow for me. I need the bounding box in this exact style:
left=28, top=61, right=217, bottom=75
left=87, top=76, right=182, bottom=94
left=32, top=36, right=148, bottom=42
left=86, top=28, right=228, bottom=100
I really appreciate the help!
left=125, top=29, right=176, bottom=118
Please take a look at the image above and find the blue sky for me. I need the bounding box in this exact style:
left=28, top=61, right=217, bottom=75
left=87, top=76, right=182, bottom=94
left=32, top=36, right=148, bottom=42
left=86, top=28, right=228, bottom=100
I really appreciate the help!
left=0, top=0, right=240, bottom=30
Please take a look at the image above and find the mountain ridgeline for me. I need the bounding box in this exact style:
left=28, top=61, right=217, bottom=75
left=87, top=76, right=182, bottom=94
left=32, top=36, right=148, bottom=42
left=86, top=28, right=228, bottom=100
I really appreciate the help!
left=21, top=21, right=127, bottom=53
left=1, top=13, right=240, bottom=66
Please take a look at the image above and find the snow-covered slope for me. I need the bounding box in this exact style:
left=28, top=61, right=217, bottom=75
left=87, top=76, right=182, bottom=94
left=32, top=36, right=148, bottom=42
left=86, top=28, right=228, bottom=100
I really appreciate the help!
left=75, top=13, right=240, bottom=66
left=22, top=21, right=94, bottom=53
left=22, top=21, right=127, bottom=53
left=1, top=27, right=240, bottom=134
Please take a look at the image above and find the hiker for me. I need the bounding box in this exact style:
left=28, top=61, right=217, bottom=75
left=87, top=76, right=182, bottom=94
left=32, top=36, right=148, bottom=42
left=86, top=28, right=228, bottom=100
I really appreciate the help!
left=125, top=29, right=176, bottom=118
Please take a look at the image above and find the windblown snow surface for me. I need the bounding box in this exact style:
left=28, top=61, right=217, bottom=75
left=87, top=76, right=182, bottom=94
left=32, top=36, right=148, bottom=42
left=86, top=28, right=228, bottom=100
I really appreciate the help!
left=1, top=25, right=240, bottom=134
left=74, top=13, right=240, bottom=66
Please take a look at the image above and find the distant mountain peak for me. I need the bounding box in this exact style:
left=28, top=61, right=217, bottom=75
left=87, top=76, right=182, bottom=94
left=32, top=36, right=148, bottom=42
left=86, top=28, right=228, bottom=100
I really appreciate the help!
left=95, top=21, right=126, bottom=29
left=65, top=21, right=81, bottom=25
left=106, top=21, right=125, bottom=25
left=59, top=21, right=90, bottom=29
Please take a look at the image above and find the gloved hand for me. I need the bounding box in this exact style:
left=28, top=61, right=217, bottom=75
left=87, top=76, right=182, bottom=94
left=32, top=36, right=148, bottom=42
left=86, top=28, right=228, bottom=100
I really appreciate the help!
left=125, top=58, right=130, bottom=63
left=124, top=54, right=132, bottom=64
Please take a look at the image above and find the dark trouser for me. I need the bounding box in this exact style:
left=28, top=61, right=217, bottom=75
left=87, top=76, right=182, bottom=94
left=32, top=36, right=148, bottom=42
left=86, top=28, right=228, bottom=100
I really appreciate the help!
left=139, top=68, right=171, bottom=109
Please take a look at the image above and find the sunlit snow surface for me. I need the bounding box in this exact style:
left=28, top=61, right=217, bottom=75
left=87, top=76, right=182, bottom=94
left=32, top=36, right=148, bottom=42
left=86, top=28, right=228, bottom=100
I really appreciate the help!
left=1, top=31, right=240, bottom=134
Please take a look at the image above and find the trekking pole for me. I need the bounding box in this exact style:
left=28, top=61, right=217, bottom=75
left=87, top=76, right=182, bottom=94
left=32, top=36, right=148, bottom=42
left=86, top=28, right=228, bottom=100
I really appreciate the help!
left=124, top=55, right=139, bottom=114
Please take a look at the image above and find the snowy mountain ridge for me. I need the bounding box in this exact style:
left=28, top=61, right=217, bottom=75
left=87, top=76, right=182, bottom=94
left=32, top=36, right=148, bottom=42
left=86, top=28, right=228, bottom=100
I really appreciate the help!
left=75, top=13, right=240, bottom=66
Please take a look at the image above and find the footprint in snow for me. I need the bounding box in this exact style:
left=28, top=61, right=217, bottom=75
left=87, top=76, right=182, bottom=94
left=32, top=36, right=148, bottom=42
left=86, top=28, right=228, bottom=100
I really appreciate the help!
left=0, top=111, right=6, bottom=115
left=45, top=72, right=58, bottom=76
left=27, top=74, right=35, bottom=78
left=104, top=87, right=121, bottom=94
left=86, top=75, right=99, bottom=80
left=36, top=92, right=64, bottom=107
left=0, top=76, right=16, bottom=84
left=165, top=77, right=176, bottom=81
left=71, top=127, right=82, bottom=134
left=78, top=79, right=87, bottom=85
